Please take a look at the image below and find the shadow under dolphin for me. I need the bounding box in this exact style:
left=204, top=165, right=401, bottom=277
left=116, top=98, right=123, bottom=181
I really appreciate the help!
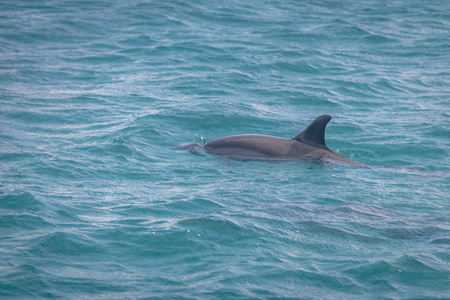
left=176, top=115, right=360, bottom=165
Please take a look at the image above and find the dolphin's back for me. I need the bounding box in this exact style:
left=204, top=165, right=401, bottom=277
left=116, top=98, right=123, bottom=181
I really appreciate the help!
left=204, top=134, right=294, bottom=158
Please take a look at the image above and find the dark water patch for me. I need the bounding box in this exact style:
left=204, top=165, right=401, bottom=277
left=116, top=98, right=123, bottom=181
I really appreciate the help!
left=48, top=276, right=129, bottom=297
left=51, top=209, right=92, bottom=228
left=344, top=260, right=403, bottom=285
left=4, top=262, right=130, bottom=298
left=0, top=214, right=52, bottom=231
left=304, top=222, right=385, bottom=244
left=26, top=231, right=105, bottom=257
left=334, top=205, right=391, bottom=221
left=361, top=32, right=399, bottom=44
left=260, top=60, right=320, bottom=75
left=70, top=53, right=132, bottom=65
left=264, top=29, right=329, bottom=44
left=136, top=230, right=210, bottom=258
left=38, top=166, right=78, bottom=181
left=427, top=124, right=450, bottom=140
left=4, top=109, right=72, bottom=126
left=111, top=204, right=186, bottom=220
left=232, top=268, right=362, bottom=298
left=91, top=227, right=151, bottom=252
left=429, top=238, right=450, bottom=245
left=434, top=251, right=450, bottom=264
left=118, top=34, right=155, bottom=48
left=397, top=255, right=441, bottom=273
left=80, top=135, right=162, bottom=166
left=382, top=226, right=448, bottom=240
left=394, top=255, right=450, bottom=294
left=0, top=192, right=44, bottom=212
left=0, top=264, right=59, bottom=298
left=110, top=218, right=149, bottom=226
left=166, top=197, right=224, bottom=212
left=177, top=216, right=250, bottom=244
left=346, top=256, right=448, bottom=294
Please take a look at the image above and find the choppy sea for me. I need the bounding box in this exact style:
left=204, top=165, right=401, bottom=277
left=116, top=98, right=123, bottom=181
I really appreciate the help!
left=1, top=0, right=449, bottom=298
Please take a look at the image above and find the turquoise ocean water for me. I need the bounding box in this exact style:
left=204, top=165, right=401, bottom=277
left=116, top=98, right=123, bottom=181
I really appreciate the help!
left=1, top=0, right=449, bottom=298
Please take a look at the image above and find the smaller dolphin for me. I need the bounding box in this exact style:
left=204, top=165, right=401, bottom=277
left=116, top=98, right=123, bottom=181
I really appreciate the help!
left=177, top=115, right=360, bottom=165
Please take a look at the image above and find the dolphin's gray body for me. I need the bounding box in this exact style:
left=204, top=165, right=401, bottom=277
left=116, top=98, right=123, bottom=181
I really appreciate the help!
left=180, top=115, right=359, bottom=165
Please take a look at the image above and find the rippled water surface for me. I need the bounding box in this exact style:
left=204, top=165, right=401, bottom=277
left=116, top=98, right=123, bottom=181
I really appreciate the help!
left=1, top=0, right=449, bottom=298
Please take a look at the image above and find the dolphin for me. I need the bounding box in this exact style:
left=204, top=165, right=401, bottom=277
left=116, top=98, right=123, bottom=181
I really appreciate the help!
left=178, top=115, right=360, bottom=165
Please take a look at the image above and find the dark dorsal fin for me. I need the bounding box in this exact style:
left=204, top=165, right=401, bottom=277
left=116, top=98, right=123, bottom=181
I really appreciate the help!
left=293, top=115, right=332, bottom=150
